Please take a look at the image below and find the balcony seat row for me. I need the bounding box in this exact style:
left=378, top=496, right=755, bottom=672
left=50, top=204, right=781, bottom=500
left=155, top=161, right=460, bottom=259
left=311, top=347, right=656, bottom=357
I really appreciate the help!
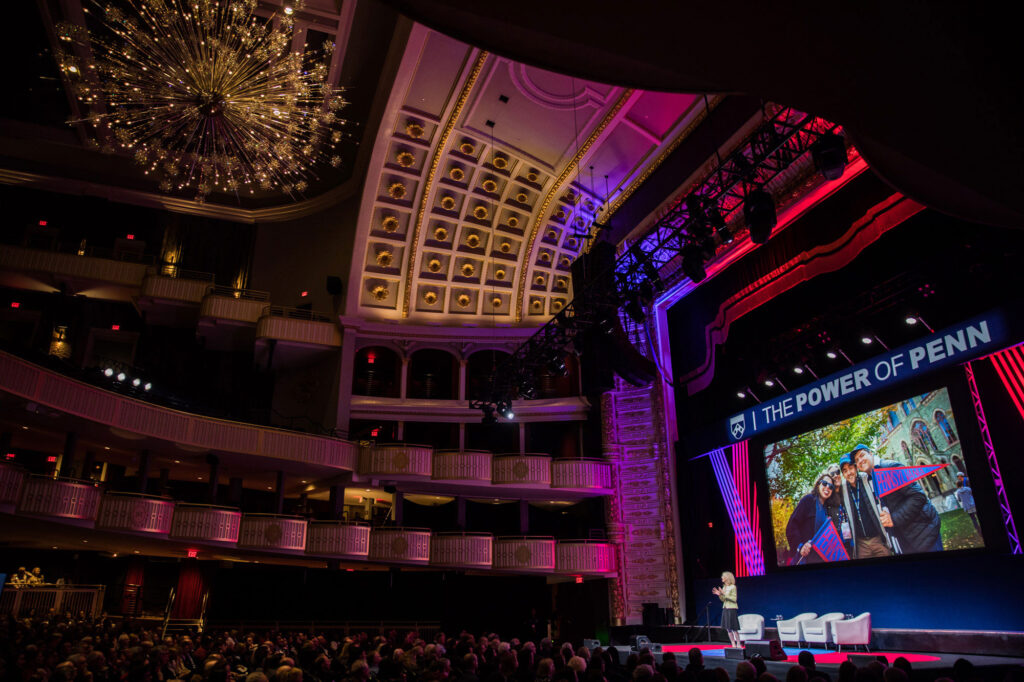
left=0, top=471, right=615, bottom=574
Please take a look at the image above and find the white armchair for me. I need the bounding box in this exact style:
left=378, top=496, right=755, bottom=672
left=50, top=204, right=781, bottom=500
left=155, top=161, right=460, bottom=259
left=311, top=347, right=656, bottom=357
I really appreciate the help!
left=776, top=612, right=817, bottom=645
left=832, top=612, right=872, bottom=652
left=802, top=612, right=845, bottom=647
left=737, top=614, right=764, bottom=642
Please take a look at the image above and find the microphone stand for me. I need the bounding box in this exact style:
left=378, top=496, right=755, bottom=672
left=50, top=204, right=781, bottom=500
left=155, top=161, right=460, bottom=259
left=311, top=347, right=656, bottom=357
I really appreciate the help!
left=687, top=601, right=713, bottom=643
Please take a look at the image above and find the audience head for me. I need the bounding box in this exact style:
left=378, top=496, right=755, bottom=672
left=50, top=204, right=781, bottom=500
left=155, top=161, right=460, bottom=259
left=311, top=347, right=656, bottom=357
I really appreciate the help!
left=892, top=658, right=912, bottom=677
left=687, top=648, right=703, bottom=668
left=797, top=652, right=815, bottom=671
left=567, top=657, right=587, bottom=675
left=736, top=662, right=757, bottom=682
left=883, top=667, right=908, bottom=682
left=786, top=665, right=808, bottom=682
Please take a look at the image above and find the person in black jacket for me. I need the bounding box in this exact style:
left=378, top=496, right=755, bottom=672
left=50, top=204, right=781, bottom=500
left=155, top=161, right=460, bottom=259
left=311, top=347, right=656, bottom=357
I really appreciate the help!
left=852, top=445, right=942, bottom=554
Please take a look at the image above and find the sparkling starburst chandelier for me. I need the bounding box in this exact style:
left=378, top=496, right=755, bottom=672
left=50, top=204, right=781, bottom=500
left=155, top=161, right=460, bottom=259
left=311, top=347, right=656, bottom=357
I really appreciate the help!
left=57, top=0, right=349, bottom=200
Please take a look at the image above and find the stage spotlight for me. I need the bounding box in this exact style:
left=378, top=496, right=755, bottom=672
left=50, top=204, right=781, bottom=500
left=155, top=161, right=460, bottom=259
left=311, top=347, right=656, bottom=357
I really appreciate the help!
left=826, top=351, right=838, bottom=359
left=716, top=224, right=733, bottom=245
left=811, top=132, right=848, bottom=180
left=104, top=368, right=114, bottom=377
left=686, top=194, right=708, bottom=229
left=116, top=372, right=126, bottom=382
left=132, top=378, right=141, bottom=387
left=743, top=189, right=777, bottom=244
left=681, top=245, right=707, bottom=283
left=700, top=235, right=718, bottom=260
left=144, top=382, right=152, bottom=391
left=502, top=405, right=515, bottom=419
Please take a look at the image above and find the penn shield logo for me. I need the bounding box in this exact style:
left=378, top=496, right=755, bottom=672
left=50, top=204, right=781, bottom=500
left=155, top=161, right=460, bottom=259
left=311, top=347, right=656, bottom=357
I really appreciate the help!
left=730, top=413, right=746, bottom=440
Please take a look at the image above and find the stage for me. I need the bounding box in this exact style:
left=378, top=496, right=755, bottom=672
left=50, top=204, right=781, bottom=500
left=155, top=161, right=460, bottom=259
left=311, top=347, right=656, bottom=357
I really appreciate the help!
left=611, top=643, right=1024, bottom=678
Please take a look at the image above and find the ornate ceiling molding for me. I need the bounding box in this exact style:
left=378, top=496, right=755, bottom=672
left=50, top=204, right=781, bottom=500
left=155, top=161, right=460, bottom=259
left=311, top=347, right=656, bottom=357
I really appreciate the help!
left=402, top=50, right=491, bottom=317
left=513, top=89, right=635, bottom=322
left=0, top=168, right=358, bottom=224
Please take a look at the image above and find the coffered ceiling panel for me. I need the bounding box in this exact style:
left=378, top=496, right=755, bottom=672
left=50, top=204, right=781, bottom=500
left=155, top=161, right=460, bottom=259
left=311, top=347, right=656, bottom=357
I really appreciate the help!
left=348, top=25, right=710, bottom=326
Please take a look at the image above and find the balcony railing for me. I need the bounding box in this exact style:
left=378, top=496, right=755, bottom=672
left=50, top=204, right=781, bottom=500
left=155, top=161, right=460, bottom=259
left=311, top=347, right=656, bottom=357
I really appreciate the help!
left=238, top=514, right=308, bottom=551
left=555, top=540, right=617, bottom=574
left=492, top=536, right=556, bottom=572
left=96, top=492, right=176, bottom=534
left=141, top=269, right=214, bottom=304
left=0, top=462, right=25, bottom=509
left=492, top=454, right=552, bottom=487
left=359, top=443, right=433, bottom=478
left=257, top=306, right=341, bottom=347
left=305, top=521, right=371, bottom=558
left=199, top=286, right=271, bottom=323
left=429, top=532, right=493, bottom=568
left=17, top=476, right=102, bottom=521
left=431, top=450, right=492, bottom=482
left=0, top=351, right=358, bottom=470
left=0, top=585, right=106, bottom=619
left=0, top=244, right=149, bottom=287
left=368, top=527, right=431, bottom=564
left=169, top=504, right=242, bottom=544
left=551, top=458, right=613, bottom=489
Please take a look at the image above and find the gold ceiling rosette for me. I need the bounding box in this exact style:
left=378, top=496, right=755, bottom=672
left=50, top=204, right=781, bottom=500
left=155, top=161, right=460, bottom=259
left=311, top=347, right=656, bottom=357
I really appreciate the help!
left=58, top=0, right=349, bottom=200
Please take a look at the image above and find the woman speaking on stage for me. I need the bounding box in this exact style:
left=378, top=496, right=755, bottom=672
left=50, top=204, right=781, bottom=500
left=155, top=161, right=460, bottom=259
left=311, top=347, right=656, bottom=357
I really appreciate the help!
left=712, top=571, right=740, bottom=648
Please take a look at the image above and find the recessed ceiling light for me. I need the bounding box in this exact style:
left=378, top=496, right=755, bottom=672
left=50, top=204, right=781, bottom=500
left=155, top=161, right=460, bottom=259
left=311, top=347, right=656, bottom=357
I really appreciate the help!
left=301, top=480, right=307, bottom=484
left=52, top=546, right=58, bottom=550
left=197, top=476, right=203, bottom=480
left=267, top=486, right=273, bottom=490
left=133, top=550, right=139, bottom=554
left=82, top=540, right=88, bottom=543
left=905, top=316, right=918, bottom=325
left=173, top=460, right=181, bottom=464
left=104, top=446, right=110, bottom=450
left=861, top=336, right=873, bottom=345
left=736, top=391, right=746, bottom=399
left=21, top=426, right=28, bottom=430
left=826, top=351, right=838, bottom=359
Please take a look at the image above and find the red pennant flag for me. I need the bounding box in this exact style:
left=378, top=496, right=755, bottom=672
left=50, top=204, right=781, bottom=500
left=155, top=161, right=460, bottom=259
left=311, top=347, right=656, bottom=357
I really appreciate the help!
left=811, top=519, right=850, bottom=562
left=874, top=463, right=948, bottom=497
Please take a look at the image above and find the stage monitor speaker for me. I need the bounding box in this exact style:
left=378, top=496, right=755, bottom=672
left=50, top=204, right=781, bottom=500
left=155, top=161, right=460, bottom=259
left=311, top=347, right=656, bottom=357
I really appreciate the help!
left=724, top=647, right=745, bottom=660
left=583, top=639, right=600, bottom=650
left=745, top=640, right=786, bottom=661
left=326, top=275, right=343, bottom=296
left=847, top=654, right=888, bottom=665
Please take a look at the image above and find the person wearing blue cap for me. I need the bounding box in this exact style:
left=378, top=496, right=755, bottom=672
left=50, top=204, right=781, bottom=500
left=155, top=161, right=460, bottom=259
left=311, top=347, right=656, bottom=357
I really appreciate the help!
left=852, top=444, right=942, bottom=554
left=838, top=451, right=891, bottom=558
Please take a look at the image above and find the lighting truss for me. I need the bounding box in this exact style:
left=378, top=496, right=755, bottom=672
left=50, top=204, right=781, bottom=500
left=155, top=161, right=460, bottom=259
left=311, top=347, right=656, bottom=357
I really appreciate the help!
left=966, top=356, right=1023, bottom=555
left=475, top=106, right=841, bottom=408
left=615, top=105, right=840, bottom=293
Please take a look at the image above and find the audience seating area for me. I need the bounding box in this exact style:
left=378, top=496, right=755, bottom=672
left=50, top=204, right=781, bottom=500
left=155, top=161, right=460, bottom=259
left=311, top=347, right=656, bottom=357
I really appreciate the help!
left=0, top=614, right=984, bottom=682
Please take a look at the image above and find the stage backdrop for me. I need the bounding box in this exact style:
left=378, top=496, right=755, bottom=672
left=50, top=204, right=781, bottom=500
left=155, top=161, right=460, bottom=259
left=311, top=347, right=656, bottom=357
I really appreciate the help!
left=694, top=552, right=1024, bottom=631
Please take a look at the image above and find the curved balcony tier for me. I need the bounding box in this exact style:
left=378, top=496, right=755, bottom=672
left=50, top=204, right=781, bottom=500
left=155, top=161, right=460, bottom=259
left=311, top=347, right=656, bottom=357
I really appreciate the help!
left=17, top=476, right=102, bottom=522
left=431, top=450, right=492, bottom=482
left=0, top=351, right=357, bottom=471
left=257, top=307, right=341, bottom=347
left=492, top=454, right=552, bottom=487
left=551, top=459, right=613, bottom=490
left=96, top=492, right=175, bottom=535
left=368, top=527, right=431, bottom=564
left=429, top=532, right=493, bottom=568
left=359, top=444, right=433, bottom=478
left=140, top=272, right=212, bottom=304
left=199, top=287, right=270, bottom=324
left=305, top=521, right=371, bottom=559
left=0, top=244, right=147, bottom=289
left=0, top=462, right=25, bottom=510
left=169, top=504, right=242, bottom=544
left=492, top=536, right=556, bottom=572
left=238, top=514, right=308, bottom=552
left=555, top=540, right=617, bottom=575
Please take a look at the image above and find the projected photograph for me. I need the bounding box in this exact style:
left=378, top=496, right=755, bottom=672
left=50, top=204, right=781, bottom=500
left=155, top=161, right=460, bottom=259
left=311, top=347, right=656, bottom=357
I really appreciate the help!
left=764, top=387, right=983, bottom=567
